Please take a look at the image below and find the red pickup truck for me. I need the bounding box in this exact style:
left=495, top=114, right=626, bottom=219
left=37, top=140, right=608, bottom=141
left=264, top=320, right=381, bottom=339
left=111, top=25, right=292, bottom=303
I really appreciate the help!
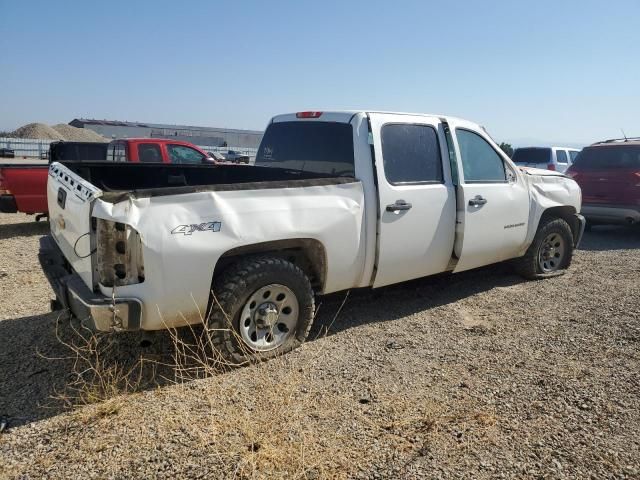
left=106, top=138, right=214, bottom=164
left=0, top=139, right=215, bottom=218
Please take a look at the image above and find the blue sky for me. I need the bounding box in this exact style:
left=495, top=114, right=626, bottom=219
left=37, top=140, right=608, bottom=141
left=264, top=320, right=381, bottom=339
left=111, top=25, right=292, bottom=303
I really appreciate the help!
left=1, top=0, right=638, bottom=146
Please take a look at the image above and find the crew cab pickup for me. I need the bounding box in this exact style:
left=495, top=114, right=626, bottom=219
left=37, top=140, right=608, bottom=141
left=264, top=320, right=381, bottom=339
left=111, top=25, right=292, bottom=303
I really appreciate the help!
left=106, top=138, right=216, bottom=164
left=41, top=111, right=585, bottom=363
left=1, top=139, right=214, bottom=218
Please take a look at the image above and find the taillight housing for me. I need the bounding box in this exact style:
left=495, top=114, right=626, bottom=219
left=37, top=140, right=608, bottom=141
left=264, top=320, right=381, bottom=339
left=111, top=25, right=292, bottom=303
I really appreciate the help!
left=547, top=163, right=556, bottom=171
left=95, top=219, right=145, bottom=287
left=296, top=111, right=323, bottom=119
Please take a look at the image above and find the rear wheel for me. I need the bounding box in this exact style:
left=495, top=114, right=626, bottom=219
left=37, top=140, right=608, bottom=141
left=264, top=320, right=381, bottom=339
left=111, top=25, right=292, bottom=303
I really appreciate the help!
left=206, top=256, right=315, bottom=365
left=515, top=217, right=574, bottom=279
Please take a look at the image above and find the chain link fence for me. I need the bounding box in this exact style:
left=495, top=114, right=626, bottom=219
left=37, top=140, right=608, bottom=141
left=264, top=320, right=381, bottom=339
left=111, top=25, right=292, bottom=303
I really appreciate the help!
left=0, top=137, right=257, bottom=160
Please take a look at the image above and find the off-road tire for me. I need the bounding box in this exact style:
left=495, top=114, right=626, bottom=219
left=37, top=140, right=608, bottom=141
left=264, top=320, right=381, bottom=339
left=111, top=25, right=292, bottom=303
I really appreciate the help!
left=206, top=256, right=315, bottom=365
left=514, top=217, right=574, bottom=280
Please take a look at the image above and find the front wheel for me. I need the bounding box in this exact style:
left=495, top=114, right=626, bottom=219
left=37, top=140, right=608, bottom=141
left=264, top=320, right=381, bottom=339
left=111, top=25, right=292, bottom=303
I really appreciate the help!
left=206, top=256, right=315, bottom=365
left=514, top=217, right=574, bottom=279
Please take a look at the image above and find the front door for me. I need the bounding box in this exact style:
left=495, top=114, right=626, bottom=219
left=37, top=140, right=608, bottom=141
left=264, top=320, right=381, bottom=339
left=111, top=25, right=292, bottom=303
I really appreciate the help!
left=450, top=124, right=530, bottom=272
left=369, top=113, right=457, bottom=287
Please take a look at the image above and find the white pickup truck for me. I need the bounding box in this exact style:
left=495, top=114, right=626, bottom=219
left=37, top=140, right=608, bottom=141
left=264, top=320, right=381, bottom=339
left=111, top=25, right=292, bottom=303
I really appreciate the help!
left=41, top=111, right=585, bottom=363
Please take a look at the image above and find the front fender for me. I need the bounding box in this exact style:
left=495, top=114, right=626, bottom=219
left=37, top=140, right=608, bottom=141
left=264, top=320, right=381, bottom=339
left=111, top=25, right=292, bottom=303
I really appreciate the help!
left=519, top=172, right=582, bottom=255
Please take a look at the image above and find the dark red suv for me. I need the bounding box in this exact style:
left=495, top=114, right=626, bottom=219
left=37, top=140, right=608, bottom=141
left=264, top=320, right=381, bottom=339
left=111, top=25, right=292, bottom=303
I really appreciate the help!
left=566, top=139, right=640, bottom=226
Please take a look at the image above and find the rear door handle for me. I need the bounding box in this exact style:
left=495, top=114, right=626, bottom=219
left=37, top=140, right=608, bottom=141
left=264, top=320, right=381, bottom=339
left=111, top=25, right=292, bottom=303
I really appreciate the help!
left=386, top=199, right=412, bottom=212
left=468, top=195, right=487, bottom=207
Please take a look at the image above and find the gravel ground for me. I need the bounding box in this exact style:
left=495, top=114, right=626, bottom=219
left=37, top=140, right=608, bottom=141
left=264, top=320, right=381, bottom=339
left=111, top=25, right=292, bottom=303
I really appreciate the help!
left=0, top=212, right=638, bottom=479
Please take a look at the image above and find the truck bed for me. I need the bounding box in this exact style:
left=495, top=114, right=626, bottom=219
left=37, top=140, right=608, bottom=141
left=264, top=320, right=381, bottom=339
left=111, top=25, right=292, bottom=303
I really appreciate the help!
left=57, top=162, right=356, bottom=202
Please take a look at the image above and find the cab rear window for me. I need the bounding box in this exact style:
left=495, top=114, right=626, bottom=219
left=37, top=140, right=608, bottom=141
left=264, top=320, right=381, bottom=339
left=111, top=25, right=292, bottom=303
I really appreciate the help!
left=256, top=121, right=354, bottom=176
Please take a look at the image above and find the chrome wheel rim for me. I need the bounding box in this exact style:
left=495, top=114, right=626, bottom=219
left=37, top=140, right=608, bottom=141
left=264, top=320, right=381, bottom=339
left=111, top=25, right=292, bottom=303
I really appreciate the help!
left=538, top=233, right=566, bottom=272
left=239, top=284, right=299, bottom=352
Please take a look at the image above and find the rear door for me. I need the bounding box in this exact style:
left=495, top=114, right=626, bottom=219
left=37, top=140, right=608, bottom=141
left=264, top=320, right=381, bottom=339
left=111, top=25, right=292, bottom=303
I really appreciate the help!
left=48, top=163, right=102, bottom=287
left=449, top=122, right=530, bottom=272
left=369, top=114, right=456, bottom=287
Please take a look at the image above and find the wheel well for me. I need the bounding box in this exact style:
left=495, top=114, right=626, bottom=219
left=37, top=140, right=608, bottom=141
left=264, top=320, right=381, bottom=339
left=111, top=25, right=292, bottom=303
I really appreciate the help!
left=540, top=206, right=579, bottom=244
left=212, top=239, right=327, bottom=292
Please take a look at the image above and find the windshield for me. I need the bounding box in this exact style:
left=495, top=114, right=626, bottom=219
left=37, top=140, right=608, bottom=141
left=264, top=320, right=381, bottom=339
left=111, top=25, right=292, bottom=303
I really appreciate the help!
left=572, top=145, right=640, bottom=170
left=255, top=121, right=355, bottom=176
left=512, top=148, right=551, bottom=164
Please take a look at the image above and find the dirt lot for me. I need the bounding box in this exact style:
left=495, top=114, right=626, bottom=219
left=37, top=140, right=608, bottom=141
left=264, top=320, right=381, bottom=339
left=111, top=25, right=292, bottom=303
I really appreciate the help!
left=0, top=212, right=638, bottom=479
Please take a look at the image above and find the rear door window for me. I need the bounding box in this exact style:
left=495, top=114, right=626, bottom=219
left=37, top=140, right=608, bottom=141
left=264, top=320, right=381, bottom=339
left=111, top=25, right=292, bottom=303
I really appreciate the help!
left=138, top=143, right=162, bottom=163
left=167, top=144, right=206, bottom=164
left=456, top=129, right=506, bottom=183
left=106, top=143, right=115, bottom=162
left=556, top=150, right=568, bottom=164
left=380, top=124, right=443, bottom=184
left=114, top=142, right=127, bottom=162
left=256, top=121, right=355, bottom=176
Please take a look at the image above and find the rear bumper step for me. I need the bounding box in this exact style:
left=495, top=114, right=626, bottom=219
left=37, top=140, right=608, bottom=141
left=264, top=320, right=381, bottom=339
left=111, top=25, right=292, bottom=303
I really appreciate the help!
left=39, top=236, right=142, bottom=331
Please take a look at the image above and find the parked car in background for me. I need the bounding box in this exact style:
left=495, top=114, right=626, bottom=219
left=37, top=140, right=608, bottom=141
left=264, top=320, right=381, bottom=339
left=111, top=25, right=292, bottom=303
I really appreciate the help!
left=0, top=141, right=107, bottom=218
left=0, top=148, right=16, bottom=158
left=106, top=139, right=216, bottom=164
left=566, top=138, right=640, bottom=226
left=207, top=150, right=227, bottom=162
left=0, top=138, right=213, bottom=219
left=512, top=146, right=580, bottom=173
left=223, top=149, right=251, bottom=164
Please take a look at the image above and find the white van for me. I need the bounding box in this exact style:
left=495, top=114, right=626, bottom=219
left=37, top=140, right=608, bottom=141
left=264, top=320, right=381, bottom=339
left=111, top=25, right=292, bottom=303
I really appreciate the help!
left=512, top=147, right=580, bottom=173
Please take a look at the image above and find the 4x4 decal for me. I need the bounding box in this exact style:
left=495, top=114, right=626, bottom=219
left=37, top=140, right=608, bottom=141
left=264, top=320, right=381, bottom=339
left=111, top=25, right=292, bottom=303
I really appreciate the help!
left=171, top=222, right=221, bottom=235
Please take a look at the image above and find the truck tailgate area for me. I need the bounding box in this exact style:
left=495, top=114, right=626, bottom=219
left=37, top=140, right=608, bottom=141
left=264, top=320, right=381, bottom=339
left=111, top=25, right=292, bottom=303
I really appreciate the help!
left=47, top=163, right=103, bottom=288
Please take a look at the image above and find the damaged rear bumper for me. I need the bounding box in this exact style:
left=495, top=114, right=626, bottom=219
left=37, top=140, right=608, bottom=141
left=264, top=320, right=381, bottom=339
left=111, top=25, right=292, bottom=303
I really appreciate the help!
left=39, top=235, right=142, bottom=331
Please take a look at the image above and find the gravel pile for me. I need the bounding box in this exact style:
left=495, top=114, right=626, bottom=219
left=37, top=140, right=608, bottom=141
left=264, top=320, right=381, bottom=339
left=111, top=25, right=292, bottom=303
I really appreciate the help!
left=9, top=123, right=65, bottom=140
left=0, top=212, right=638, bottom=479
left=51, top=124, right=107, bottom=142
left=7, top=123, right=107, bottom=142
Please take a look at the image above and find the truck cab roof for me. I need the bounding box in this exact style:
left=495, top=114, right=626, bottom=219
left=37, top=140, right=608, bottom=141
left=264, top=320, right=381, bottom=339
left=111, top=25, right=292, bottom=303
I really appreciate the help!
left=271, top=110, right=479, bottom=128
left=109, top=138, right=202, bottom=146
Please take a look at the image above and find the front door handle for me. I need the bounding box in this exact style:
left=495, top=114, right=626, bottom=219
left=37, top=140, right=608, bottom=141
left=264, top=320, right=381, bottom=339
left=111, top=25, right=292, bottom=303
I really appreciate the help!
left=386, top=199, right=412, bottom=212
left=468, top=195, right=487, bottom=207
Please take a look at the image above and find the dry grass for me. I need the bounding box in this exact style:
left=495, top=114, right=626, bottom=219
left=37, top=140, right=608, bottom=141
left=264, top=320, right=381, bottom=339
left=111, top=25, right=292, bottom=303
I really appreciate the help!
left=41, top=315, right=154, bottom=407
left=27, top=296, right=499, bottom=479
